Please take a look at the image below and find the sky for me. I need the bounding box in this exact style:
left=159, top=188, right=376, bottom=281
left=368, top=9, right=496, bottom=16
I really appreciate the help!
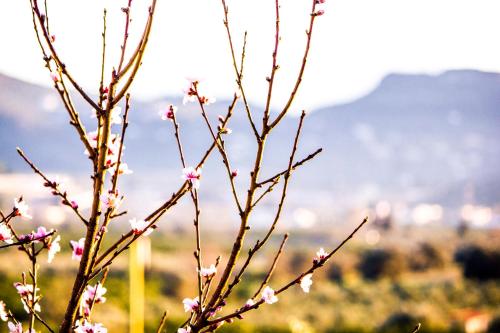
left=1, top=0, right=499, bottom=111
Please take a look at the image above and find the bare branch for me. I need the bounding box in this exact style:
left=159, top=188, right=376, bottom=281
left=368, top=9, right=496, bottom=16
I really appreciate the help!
left=16, top=148, right=89, bottom=226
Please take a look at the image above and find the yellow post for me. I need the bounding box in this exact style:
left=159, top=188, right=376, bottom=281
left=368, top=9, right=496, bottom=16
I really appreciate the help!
left=130, top=237, right=150, bottom=333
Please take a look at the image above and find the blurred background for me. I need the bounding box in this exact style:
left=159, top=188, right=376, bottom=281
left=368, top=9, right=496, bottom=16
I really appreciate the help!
left=0, top=0, right=499, bottom=332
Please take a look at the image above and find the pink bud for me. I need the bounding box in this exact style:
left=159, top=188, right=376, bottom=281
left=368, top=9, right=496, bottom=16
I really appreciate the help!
left=50, top=72, right=59, bottom=83
left=231, top=169, right=239, bottom=178
left=315, top=9, right=325, bottom=16
left=316, top=0, right=326, bottom=3
left=50, top=34, right=56, bottom=43
left=70, top=201, right=78, bottom=209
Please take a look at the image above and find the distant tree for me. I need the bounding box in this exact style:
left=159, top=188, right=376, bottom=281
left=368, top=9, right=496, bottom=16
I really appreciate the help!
left=454, top=245, right=500, bottom=280
left=358, top=248, right=406, bottom=280
left=326, top=262, right=344, bottom=283
left=409, top=242, right=446, bottom=272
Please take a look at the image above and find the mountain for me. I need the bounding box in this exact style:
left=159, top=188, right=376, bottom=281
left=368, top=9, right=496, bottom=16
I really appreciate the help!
left=1, top=70, right=499, bottom=225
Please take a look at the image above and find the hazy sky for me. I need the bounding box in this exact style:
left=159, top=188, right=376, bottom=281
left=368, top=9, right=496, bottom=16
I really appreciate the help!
left=1, top=0, right=499, bottom=111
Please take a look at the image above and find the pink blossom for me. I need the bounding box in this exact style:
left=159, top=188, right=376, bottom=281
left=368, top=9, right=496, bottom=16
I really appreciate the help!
left=159, top=104, right=177, bottom=121
left=81, top=284, right=107, bottom=313
left=47, top=235, right=61, bottom=263
left=108, top=163, right=133, bottom=176
left=0, top=300, right=8, bottom=321
left=244, top=299, right=255, bottom=308
left=71, top=238, right=85, bottom=261
left=13, top=198, right=32, bottom=219
left=183, top=79, right=216, bottom=105
left=0, top=224, right=13, bottom=244
left=13, top=283, right=40, bottom=313
left=34, top=226, right=50, bottom=240
left=182, top=166, right=202, bottom=189
left=316, top=247, right=328, bottom=261
left=87, top=131, right=120, bottom=158
left=86, top=130, right=99, bottom=149
left=178, top=328, right=191, bottom=333
left=261, top=286, right=278, bottom=304
left=199, top=264, right=217, bottom=278
left=100, top=190, right=122, bottom=211
left=129, top=218, right=153, bottom=236
left=74, top=320, right=108, bottom=333
left=300, top=273, right=313, bottom=293
left=182, top=297, right=199, bottom=313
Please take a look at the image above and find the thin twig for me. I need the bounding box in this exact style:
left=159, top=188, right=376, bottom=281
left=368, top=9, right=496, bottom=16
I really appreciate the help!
left=156, top=311, right=169, bottom=333
left=117, top=0, right=133, bottom=73
left=256, top=148, right=322, bottom=187
left=262, top=0, right=281, bottom=128
left=221, top=0, right=259, bottom=139
left=16, top=148, right=89, bottom=226
left=252, top=234, right=288, bottom=299
left=269, top=0, right=318, bottom=130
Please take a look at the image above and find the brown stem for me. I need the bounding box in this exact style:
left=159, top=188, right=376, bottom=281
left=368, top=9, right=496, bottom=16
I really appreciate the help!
left=59, top=82, right=114, bottom=332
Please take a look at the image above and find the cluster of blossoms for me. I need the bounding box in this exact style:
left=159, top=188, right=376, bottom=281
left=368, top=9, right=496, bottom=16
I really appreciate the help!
left=183, top=78, right=216, bottom=105
left=159, top=104, right=177, bottom=121
left=14, top=282, right=41, bottom=314
left=1, top=197, right=67, bottom=331
left=100, top=190, right=123, bottom=212
left=74, top=320, right=107, bottom=333
left=79, top=284, right=107, bottom=318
